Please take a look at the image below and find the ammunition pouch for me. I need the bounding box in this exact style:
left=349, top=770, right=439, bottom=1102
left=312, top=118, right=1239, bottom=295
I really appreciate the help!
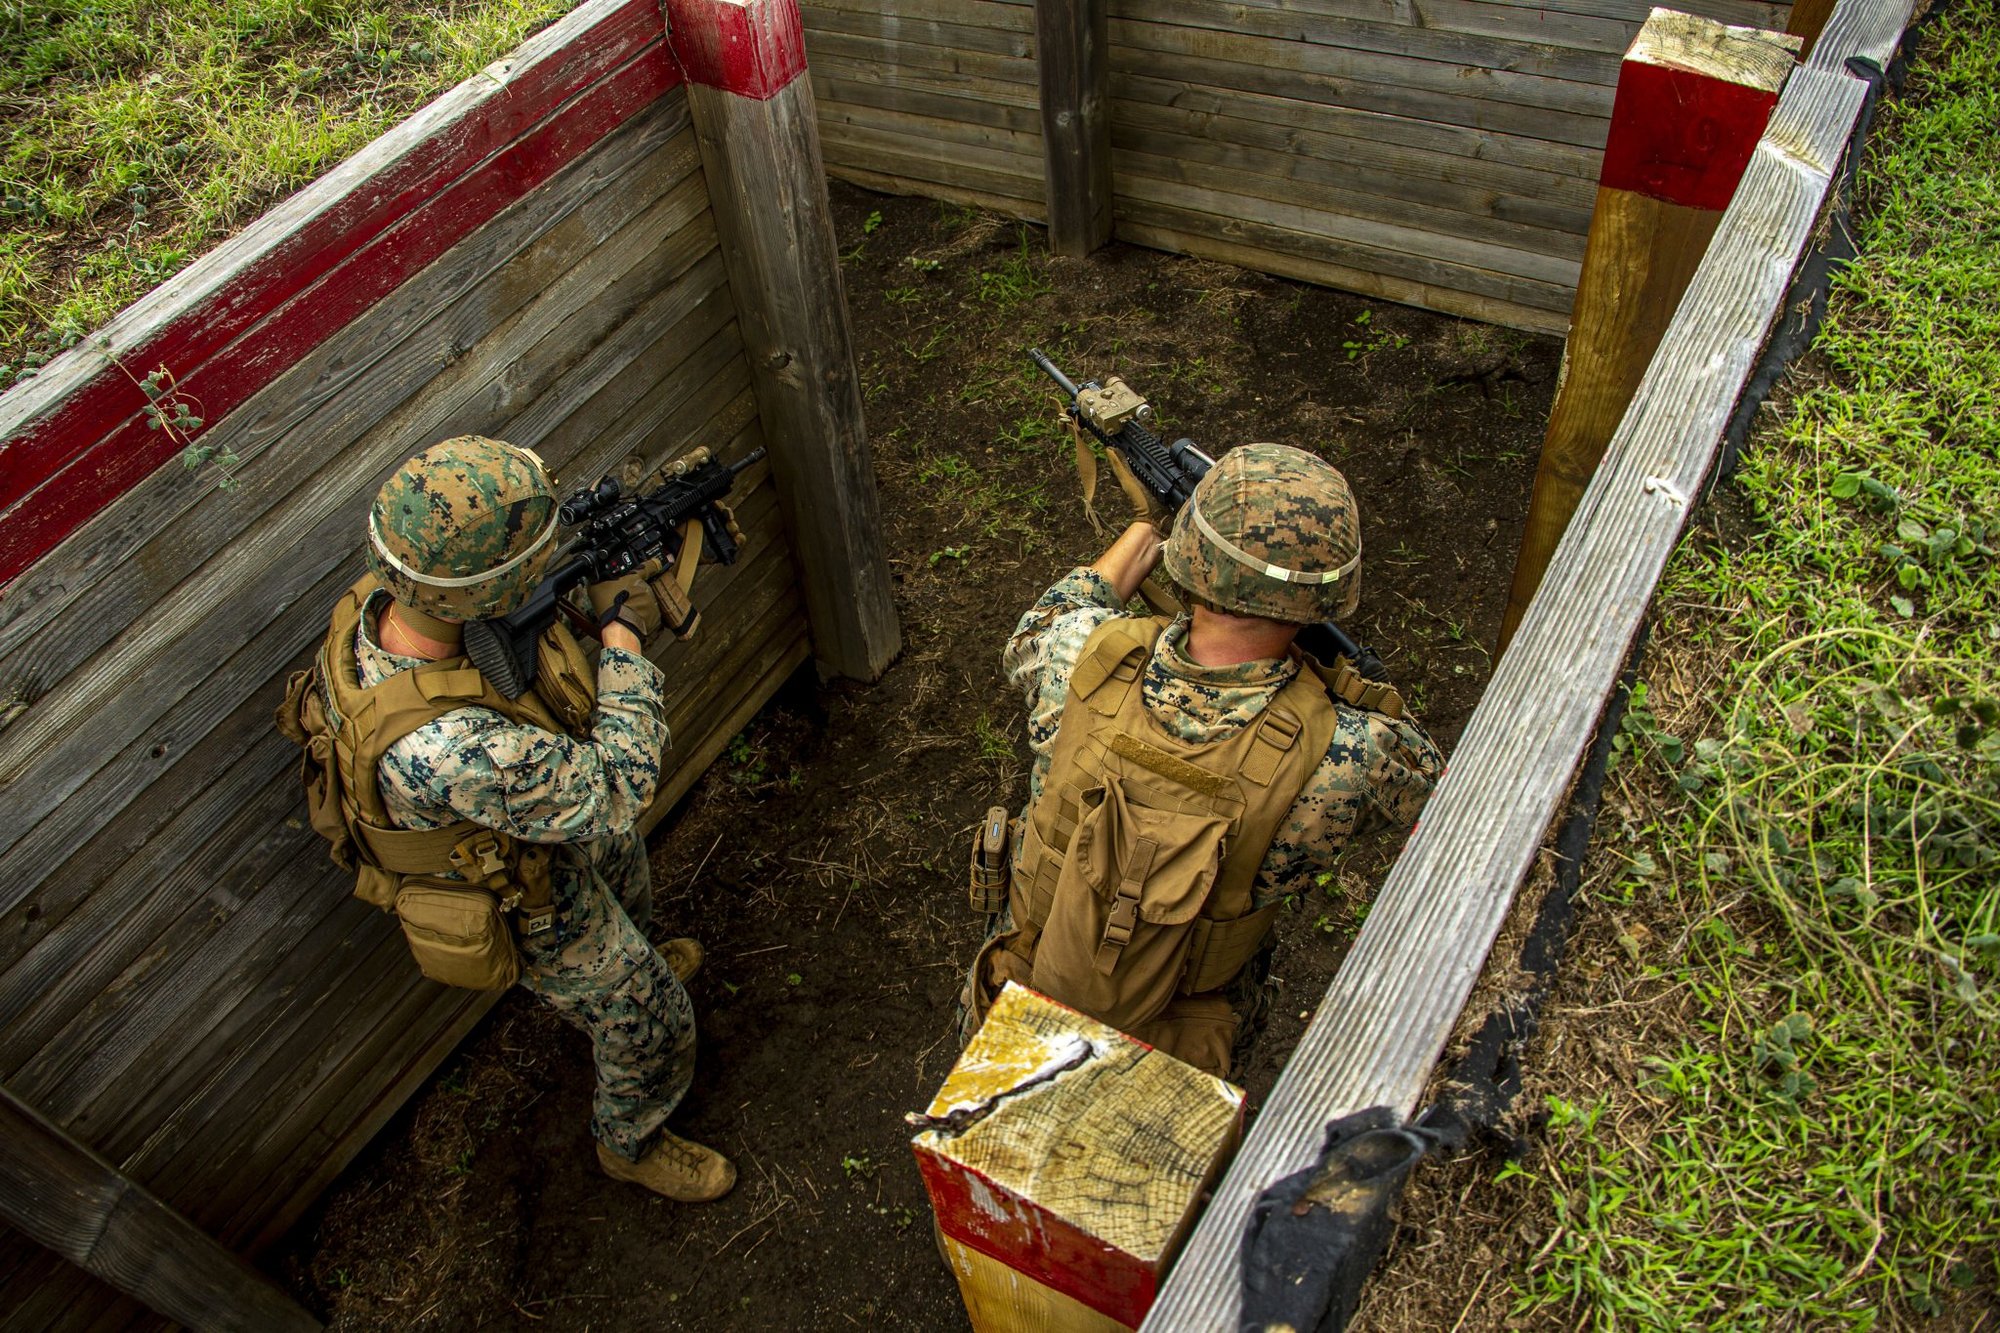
left=967, top=806, right=1015, bottom=915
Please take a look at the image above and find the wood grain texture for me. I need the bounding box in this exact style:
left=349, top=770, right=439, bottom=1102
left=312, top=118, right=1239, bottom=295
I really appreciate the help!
left=1038, top=0, right=1114, bottom=256
left=0, top=1085, right=319, bottom=1332
left=1143, top=29, right=1888, bottom=1333
left=686, top=73, right=902, bottom=679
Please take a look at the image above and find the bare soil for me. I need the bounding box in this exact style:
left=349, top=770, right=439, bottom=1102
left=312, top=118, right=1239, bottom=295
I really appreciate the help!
left=275, top=181, right=1559, bottom=1331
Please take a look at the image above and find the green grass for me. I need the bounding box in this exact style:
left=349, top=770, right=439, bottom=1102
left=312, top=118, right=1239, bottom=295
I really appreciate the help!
left=1512, top=11, right=2000, bottom=1327
left=0, top=0, right=575, bottom=377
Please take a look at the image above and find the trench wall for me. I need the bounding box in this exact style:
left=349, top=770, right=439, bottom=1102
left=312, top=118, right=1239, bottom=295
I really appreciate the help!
left=801, top=0, right=1796, bottom=331
left=0, top=1, right=808, bottom=1324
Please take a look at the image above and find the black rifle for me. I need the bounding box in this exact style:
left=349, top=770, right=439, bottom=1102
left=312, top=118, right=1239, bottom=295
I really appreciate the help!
left=464, top=446, right=764, bottom=698
left=1029, top=348, right=1389, bottom=683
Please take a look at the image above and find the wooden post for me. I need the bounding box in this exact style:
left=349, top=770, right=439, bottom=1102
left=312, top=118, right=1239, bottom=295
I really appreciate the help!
left=913, top=985, right=1242, bottom=1332
left=0, top=1084, right=322, bottom=1332
left=663, top=0, right=901, bottom=681
left=1498, top=9, right=1798, bottom=654
left=1036, top=0, right=1113, bottom=257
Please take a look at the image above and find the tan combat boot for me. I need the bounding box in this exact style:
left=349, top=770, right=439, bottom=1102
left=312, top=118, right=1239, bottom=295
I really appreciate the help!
left=598, top=1131, right=736, bottom=1202
left=658, top=937, right=703, bottom=983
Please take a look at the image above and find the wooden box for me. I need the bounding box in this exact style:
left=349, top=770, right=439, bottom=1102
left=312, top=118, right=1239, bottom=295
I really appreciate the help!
left=910, top=983, right=1244, bottom=1332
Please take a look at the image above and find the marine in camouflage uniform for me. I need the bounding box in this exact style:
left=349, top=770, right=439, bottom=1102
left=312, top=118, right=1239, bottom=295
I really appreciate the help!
left=354, top=585, right=696, bottom=1160
left=966, top=443, right=1443, bottom=1072
left=333, top=436, right=731, bottom=1200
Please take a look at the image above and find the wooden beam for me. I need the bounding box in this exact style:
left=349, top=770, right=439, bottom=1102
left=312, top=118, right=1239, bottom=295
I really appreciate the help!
left=1143, top=1, right=1902, bottom=1322
left=1036, top=0, right=1113, bottom=255
left=1498, top=9, right=1798, bottom=653
left=0, top=1083, right=320, bottom=1332
left=665, top=0, right=901, bottom=681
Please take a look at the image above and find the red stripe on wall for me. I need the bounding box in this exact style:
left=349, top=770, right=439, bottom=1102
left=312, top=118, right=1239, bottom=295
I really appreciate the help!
left=664, top=0, right=807, bottom=99
left=0, top=0, right=677, bottom=589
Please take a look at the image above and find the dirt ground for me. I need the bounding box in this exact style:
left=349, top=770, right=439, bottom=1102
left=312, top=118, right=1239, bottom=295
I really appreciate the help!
left=275, top=181, right=1560, bottom=1330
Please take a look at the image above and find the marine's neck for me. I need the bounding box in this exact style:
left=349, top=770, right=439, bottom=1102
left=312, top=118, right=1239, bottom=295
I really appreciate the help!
left=1183, top=605, right=1298, bottom=668
left=379, top=602, right=462, bottom=660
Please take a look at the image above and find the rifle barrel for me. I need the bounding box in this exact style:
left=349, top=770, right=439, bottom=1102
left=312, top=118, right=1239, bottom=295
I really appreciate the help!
left=1027, top=347, right=1082, bottom=400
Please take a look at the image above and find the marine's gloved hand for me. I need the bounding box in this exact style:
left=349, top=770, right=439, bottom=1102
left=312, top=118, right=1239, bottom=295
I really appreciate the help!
left=588, top=562, right=667, bottom=639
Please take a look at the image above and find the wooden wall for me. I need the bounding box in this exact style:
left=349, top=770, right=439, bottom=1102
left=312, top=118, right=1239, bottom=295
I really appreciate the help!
left=800, top=0, right=1795, bottom=331
left=0, top=1, right=807, bottom=1323
left=804, top=0, right=1048, bottom=220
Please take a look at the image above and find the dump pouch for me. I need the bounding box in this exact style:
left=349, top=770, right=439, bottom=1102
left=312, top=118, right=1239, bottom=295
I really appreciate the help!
left=394, top=881, right=521, bottom=990
left=1029, top=774, right=1231, bottom=1034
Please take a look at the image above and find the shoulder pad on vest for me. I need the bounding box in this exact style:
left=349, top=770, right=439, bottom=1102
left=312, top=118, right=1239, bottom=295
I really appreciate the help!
left=1069, top=616, right=1169, bottom=711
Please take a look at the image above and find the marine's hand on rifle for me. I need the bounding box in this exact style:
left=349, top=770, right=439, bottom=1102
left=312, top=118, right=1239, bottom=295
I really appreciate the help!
left=588, top=561, right=668, bottom=641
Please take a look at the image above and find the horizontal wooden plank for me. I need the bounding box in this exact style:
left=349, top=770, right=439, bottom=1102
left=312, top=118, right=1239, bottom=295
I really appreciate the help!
left=1112, top=124, right=1593, bottom=253
left=0, top=95, right=701, bottom=732
left=819, top=129, right=1046, bottom=206
left=813, top=70, right=1044, bottom=135
left=1461, top=0, right=1786, bottom=25
left=827, top=162, right=1048, bottom=224
left=1114, top=168, right=1582, bottom=295
left=817, top=119, right=1043, bottom=182
left=1117, top=0, right=1625, bottom=85
left=0, top=1086, right=317, bottom=1333
left=1144, top=47, right=1872, bottom=1333
left=819, top=97, right=1044, bottom=159
left=0, top=17, right=679, bottom=584
left=1109, top=14, right=1615, bottom=120
left=806, top=0, right=1034, bottom=34
left=1114, top=71, right=1601, bottom=179
left=805, top=29, right=1039, bottom=87
left=805, top=4, right=1035, bottom=57
left=1116, top=218, right=1567, bottom=333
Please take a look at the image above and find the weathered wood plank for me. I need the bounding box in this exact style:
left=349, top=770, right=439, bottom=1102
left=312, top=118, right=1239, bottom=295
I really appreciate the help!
left=1143, top=53, right=1873, bottom=1333
left=818, top=97, right=1043, bottom=158
left=827, top=162, right=1049, bottom=223
left=804, top=29, right=1039, bottom=88
left=814, top=70, right=1044, bottom=132
left=804, top=4, right=1035, bottom=56
left=1110, top=41, right=1610, bottom=149
left=1113, top=129, right=1592, bottom=256
left=1112, top=92, right=1598, bottom=219
left=1118, top=0, right=1626, bottom=85
left=1115, top=219, right=1567, bottom=333
left=0, top=1086, right=318, bottom=1332
left=806, top=0, right=1034, bottom=33
left=680, top=0, right=901, bottom=681
left=1113, top=172, right=1582, bottom=299
left=818, top=130, right=1048, bottom=206
left=1113, top=72, right=1601, bottom=179
left=1108, top=14, right=1616, bottom=120
left=816, top=120, right=1044, bottom=184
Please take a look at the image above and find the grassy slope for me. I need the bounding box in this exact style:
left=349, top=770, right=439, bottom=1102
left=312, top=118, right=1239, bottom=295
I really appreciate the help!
left=0, top=0, right=577, bottom=377
left=1513, top=6, right=1999, bottom=1328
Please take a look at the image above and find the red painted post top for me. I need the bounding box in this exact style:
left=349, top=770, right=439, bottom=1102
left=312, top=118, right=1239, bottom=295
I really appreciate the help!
left=1596, top=12, right=1800, bottom=211
left=663, top=0, right=807, bottom=99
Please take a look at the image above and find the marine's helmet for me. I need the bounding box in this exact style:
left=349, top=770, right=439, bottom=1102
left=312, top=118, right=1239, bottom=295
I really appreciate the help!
left=1161, top=442, right=1362, bottom=624
left=365, top=436, right=560, bottom=622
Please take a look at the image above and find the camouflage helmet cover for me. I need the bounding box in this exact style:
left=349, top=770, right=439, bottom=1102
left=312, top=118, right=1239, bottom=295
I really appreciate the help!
left=1161, top=442, right=1362, bottom=623
left=366, top=436, right=559, bottom=621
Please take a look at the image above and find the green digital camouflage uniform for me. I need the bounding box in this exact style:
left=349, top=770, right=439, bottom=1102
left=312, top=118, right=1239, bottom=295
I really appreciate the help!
left=354, top=587, right=694, bottom=1162
left=1006, top=568, right=1444, bottom=909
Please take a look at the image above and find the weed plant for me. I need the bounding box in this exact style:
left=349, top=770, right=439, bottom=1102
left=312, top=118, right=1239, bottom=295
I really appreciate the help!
left=0, top=0, right=573, bottom=374
left=1513, top=12, right=1998, bottom=1327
